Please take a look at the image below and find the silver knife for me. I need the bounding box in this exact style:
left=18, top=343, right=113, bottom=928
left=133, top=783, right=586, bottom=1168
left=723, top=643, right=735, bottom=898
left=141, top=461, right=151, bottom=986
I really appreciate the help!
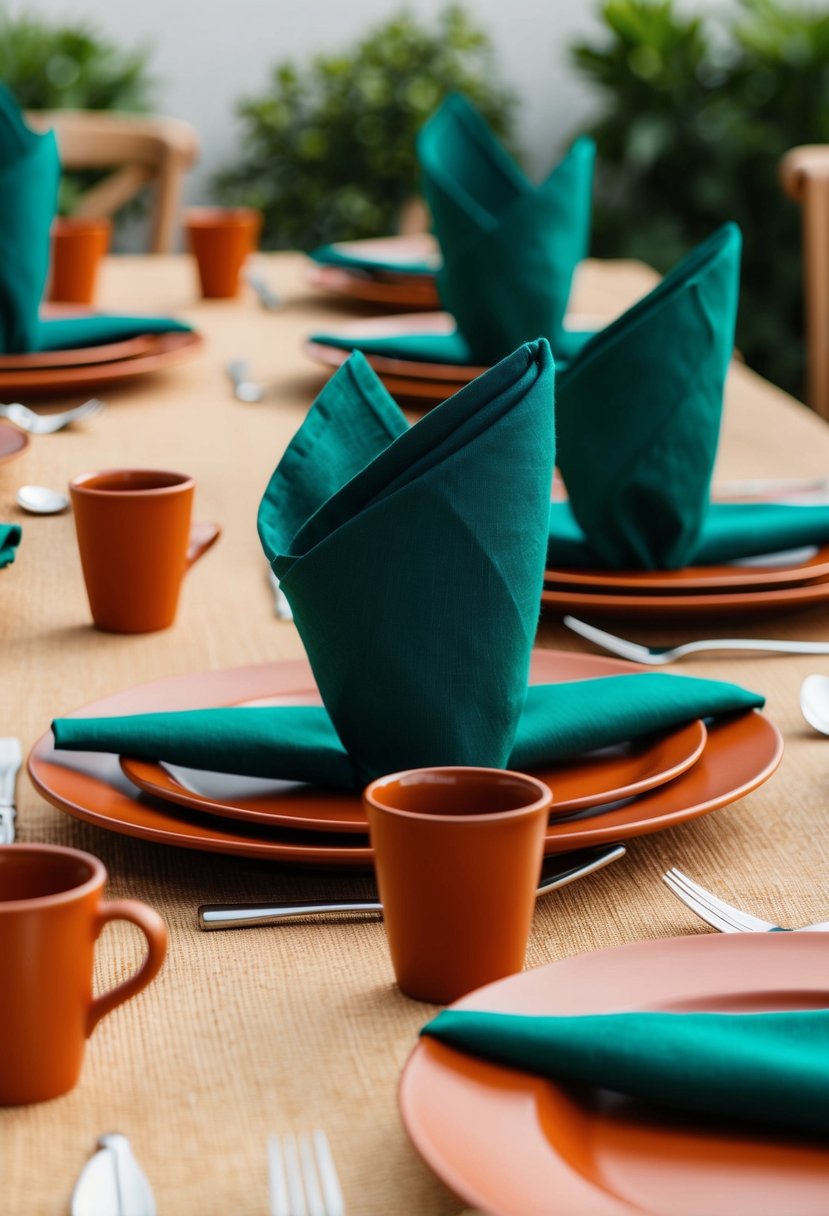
left=0, top=737, right=21, bottom=844
left=198, top=844, right=626, bottom=930
left=71, top=1133, right=156, bottom=1216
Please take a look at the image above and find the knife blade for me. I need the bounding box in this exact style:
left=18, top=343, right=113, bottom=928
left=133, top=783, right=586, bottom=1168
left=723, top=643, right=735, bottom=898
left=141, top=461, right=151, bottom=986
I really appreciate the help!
left=71, top=1133, right=156, bottom=1216
left=0, top=737, right=21, bottom=844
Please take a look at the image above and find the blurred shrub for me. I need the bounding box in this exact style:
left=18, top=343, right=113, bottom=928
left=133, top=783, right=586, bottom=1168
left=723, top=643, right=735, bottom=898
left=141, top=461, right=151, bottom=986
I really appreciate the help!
left=0, top=12, right=156, bottom=216
left=572, top=0, right=829, bottom=399
left=215, top=5, right=515, bottom=249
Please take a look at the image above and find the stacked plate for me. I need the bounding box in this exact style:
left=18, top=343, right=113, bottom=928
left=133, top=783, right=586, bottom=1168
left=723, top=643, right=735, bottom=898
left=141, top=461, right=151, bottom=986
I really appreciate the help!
left=306, top=234, right=440, bottom=311
left=0, top=330, right=202, bottom=397
left=28, top=649, right=782, bottom=869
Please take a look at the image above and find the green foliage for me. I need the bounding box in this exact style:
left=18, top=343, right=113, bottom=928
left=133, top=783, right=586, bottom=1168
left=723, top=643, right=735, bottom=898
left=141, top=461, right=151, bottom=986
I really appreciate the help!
left=0, top=11, right=156, bottom=216
left=571, top=0, right=829, bottom=399
left=215, top=5, right=516, bottom=249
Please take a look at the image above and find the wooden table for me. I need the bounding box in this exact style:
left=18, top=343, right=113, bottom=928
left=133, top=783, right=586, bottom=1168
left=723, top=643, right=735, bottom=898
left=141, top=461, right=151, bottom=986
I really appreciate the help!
left=3, top=254, right=829, bottom=1216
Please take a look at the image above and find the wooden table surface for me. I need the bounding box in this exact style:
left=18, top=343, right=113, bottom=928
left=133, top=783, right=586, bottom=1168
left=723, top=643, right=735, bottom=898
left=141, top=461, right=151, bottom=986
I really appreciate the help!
left=2, top=253, right=829, bottom=1216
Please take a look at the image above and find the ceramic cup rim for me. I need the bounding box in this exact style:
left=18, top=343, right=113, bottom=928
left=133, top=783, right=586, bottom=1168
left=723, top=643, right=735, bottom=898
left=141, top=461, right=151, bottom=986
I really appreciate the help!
left=69, top=468, right=195, bottom=499
left=51, top=216, right=112, bottom=235
left=0, top=843, right=105, bottom=912
left=184, top=206, right=261, bottom=229
left=363, top=766, right=552, bottom=825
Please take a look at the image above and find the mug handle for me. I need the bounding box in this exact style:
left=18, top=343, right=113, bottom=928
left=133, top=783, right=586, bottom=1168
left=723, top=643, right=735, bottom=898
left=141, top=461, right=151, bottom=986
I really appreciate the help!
left=86, top=899, right=168, bottom=1037
left=186, top=520, right=221, bottom=568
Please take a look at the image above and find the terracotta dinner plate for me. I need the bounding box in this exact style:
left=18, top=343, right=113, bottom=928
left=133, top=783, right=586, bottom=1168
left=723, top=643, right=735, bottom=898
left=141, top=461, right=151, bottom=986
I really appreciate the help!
left=541, top=577, right=829, bottom=619
left=28, top=651, right=781, bottom=867
left=400, top=933, right=829, bottom=1216
left=306, top=265, right=440, bottom=310
left=314, top=233, right=441, bottom=274
left=0, top=332, right=159, bottom=371
left=0, top=420, right=29, bottom=465
left=119, top=699, right=707, bottom=830
left=547, top=543, right=829, bottom=592
left=0, top=330, right=202, bottom=397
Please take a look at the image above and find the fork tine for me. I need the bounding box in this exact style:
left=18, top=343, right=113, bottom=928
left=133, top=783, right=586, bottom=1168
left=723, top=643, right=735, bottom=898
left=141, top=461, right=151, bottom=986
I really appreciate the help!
left=662, top=872, right=745, bottom=933
left=665, top=869, right=758, bottom=931
left=298, top=1133, right=325, bottom=1216
left=313, top=1131, right=345, bottom=1216
left=666, top=867, right=776, bottom=931
left=283, top=1133, right=308, bottom=1216
left=268, top=1135, right=290, bottom=1216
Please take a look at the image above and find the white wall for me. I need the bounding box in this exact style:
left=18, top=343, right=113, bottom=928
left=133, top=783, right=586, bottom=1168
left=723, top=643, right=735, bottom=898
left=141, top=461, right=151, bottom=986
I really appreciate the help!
left=11, top=0, right=732, bottom=224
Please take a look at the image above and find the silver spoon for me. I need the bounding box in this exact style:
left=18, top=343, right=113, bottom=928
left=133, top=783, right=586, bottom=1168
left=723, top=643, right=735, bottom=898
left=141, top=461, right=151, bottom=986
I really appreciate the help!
left=198, top=843, right=626, bottom=930
left=16, top=484, right=70, bottom=515
left=226, top=357, right=264, bottom=403
left=800, top=674, right=829, bottom=735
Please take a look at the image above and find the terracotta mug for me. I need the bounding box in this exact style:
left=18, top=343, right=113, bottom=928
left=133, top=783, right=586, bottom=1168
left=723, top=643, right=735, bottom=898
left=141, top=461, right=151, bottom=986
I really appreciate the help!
left=184, top=207, right=262, bottom=298
left=69, top=469, right=221, bottom=633
left=0, top=844, right=167, bottom=1105
left=364, top=767, right=551, bottom=1004
left=48, top=217, right=112, bottom=305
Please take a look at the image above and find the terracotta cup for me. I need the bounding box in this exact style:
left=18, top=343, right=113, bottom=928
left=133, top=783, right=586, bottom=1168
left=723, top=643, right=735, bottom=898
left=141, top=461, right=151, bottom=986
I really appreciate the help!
left=0, top=844, right=167, bottom=1105
left=48, top=217, right=112, bottom=305
left=364, top=767, right=552, bottom=1004
left=69, top=469, right=221, bottom=633
left=184, top=207, right=262, bottom=298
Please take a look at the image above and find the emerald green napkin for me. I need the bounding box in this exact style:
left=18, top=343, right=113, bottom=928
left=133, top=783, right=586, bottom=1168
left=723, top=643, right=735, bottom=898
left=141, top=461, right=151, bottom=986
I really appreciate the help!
left=555, top=223, right=741, bottom=571
left=309, top=94, right=595, bottom=368
left=53, top=348, right=762, bottom=787
left=549, top=500, right=829, bottom=569
left=423, top=1007, right=829, bottom=1140
left=0, top=85, right=191, bottom=355
left=308, top=242, right=438, bottom=277
left=0, top=524, right=21, bottom=568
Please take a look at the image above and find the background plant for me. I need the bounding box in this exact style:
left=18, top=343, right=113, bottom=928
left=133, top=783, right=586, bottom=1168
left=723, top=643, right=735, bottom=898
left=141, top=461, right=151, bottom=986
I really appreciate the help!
left=572, top=0, right=829, bottom=399
left=0, top=11, right=156, bottom=216
left=216, top=5, right=516, bottom=250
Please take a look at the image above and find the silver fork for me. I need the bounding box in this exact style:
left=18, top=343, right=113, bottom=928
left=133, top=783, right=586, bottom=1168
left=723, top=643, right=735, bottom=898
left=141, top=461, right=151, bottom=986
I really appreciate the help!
left=563, top=615, right=829, bottom=664
left=662, top=867, right=829, bottom=932
left=0, top=397, right=104, bottom=434
left=268, top=1131, right=345, bottom=1216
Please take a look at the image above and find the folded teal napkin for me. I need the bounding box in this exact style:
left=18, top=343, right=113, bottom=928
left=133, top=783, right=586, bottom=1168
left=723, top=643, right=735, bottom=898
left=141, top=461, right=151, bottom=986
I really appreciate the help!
left=0, top=85, right=191, bottom=355
left=423, top=1007, right=829, bottom=1140
left=0, top=524, right=21, bottom=568
left=53, top=348, right=762, bottom=787
left=308, top=242, right=437, bottom=277
left=555, top=224, right=741, bottom=571
left=549, top=500, right=829, bottom=569
left=309, top=94, right=595, bottom=368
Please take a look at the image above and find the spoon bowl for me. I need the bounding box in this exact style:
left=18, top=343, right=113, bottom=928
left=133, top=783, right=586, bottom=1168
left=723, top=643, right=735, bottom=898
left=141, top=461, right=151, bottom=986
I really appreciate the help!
left=16, top=484, right=70, bottom=515
left=800, top=673, right=829, bottom=735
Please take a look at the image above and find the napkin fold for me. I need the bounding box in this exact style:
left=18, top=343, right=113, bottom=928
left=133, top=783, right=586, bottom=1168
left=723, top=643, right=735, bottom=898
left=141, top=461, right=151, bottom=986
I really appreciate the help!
left=0, top=85, right=190, bottom=355
left=0, top=524, right=21, bottom=568
left=555, top=223, right=741, bottom=570
left=309, top=94, right=595, bottom=368
left=423, top=1007, right=829, bottom=1140
left=308, top=242, right=438, bottom=277
left=53, top=349, right=762, bottom=787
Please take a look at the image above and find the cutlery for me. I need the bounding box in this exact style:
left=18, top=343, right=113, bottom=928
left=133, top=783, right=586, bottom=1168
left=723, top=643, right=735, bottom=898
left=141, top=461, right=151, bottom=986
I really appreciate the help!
left=563, top=615, right=829, bottom=664
left=71, top=1132, right=156, bottom=1216
left=268, top=567, right=293, bottom=621
left=662, top=867, right=829, bottom=933
left=226, top=357, right=264, bottom=403
left=268, top=1130, right=345, bottom=1216
left=16, top=484, right=70, bottom=514
left=800, top=673, right=829, bottom=735
left=246, top=266, right=281, bottom=310
left=0, top=737, right=21, bottom=844
left=717, top=474, right=829, bottom=500
left=198, top=844, right=626, bottom=930
left=0, top=397, right=103, bottom=434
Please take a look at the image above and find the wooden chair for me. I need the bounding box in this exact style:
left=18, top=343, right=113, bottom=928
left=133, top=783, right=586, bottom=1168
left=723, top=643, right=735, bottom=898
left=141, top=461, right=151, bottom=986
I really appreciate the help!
left=25, top=110, right=199, bottom=254
left=780, top=146, right=829, bottom=419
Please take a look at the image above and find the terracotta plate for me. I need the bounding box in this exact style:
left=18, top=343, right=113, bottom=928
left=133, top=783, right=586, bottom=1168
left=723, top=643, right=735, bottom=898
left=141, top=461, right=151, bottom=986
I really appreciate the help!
left=119, top=696, right=707, bottom=830
left=0, top=330, right=203, bottom=397
left=400, top=933, right=829, bottom=1216
left=0, top=332, right=159, bottom=371
left=28, top=651, right=781, bottom=867
left=317, top=233, right=441, bottom=275
left=0, top=420, right=29, bottom=465
left=541, top=577, right=829, bottom=619
left=547, top=543, right=829, bottom=592
left=306, top=265, right=440, bottom=310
